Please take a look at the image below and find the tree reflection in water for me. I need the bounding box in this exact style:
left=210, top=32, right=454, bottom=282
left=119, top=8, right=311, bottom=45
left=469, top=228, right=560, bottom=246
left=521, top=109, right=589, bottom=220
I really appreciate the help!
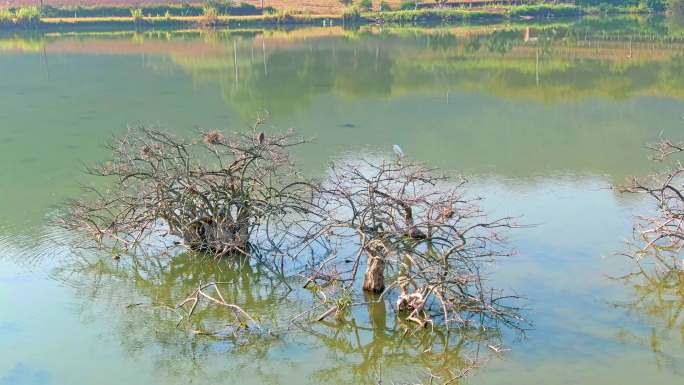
left=614, top=266, right=684, bottom=371
left=300, top=292, right=500, bottom=384
left=52, top=250, right=509, bottom=384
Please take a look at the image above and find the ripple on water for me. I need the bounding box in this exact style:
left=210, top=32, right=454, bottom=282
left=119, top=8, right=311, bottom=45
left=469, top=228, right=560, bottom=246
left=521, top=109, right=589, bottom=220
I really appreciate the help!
left=0, top=220, right=75, bottom=269
left=0, top=364, right=52, bottom=385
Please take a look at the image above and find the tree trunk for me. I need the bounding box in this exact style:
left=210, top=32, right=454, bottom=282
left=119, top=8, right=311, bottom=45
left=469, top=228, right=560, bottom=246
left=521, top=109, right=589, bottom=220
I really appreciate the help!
left=362, top=241, right=386, bottom=293
left=235, top=206, right=250, bottom=248
left=183, top=216, right=249, bottom=255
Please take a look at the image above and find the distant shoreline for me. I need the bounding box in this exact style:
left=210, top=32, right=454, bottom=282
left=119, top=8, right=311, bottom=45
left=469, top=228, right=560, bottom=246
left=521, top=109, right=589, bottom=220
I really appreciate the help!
left=0, top=4, right=661, bottom=31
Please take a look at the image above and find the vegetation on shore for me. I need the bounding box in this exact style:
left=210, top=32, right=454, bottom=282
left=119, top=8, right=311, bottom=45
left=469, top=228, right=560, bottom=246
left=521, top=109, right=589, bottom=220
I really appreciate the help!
left=0, top=4, right=581, bottom=30
left=0, top=0, right=680, bottom=30
left=365, top=4, right=582, bottom=24
left=0, top=5, right=40, bottom=27
left=38, top=2, right=269, bottom=18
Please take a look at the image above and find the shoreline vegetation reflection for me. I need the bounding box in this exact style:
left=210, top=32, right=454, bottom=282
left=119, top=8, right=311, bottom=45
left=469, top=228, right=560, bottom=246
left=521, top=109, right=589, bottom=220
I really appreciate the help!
left=4, top=16, right=684, bottom=104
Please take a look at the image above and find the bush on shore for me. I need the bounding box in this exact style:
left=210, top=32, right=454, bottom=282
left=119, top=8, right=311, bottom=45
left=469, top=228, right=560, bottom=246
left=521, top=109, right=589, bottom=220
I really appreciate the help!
left=508, top=4, right=581, bottom=18
left=39, top=2, right=266, bottom=18
left=342, top=6, right=362, bottom=22
left=0, top=6, right=40, bottom=27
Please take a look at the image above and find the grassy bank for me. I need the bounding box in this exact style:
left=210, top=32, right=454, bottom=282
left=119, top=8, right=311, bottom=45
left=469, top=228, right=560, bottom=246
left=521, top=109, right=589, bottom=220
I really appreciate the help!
left=0, top=4, right=589, bottom=30
left=0, top=6, right=40, bottom=28
left=37, top=13, right=339, bottom=30
left=38, top=3, right=269, bottom=18
left=365, top=4, right=582, bottom=23
left=4, top=2, right=679, bottom=31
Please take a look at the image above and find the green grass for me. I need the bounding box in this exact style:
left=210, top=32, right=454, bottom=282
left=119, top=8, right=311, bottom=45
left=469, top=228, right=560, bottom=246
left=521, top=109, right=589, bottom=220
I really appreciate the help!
left=0, top=8, right=13, bottom=23
left=196, top=4, right=220, bottom=27
left=508, top=4, right=582, bottom=18
left=0, top=6, right=41, bottom=27
left=342, top=6, right=362, bottom=22
left=0, top=3, right=645, bottom=30
left=261, top=8, right=319, bottom=24
left=40, top=3, right=268, bottom=18
left=369, top=8, right=500, bottom=23
left=368, top=4, right=582, bottom=23
left=129, top=8, right=143, bottom=23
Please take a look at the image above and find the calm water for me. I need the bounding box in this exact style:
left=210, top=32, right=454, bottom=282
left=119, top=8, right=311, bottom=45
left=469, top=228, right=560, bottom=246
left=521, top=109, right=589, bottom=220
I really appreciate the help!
left=2, top=17, right=684, bottom=385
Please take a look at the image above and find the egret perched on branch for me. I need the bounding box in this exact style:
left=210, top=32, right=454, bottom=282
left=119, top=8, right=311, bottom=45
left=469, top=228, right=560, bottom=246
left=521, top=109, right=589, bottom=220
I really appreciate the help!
left=393, top=144, right=404, bottom=158
left=393, top=144, right=404, bottom=164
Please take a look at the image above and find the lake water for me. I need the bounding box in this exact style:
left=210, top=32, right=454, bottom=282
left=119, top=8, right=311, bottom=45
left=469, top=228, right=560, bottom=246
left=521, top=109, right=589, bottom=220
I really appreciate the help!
left=1, top=17, right=684, bottom=385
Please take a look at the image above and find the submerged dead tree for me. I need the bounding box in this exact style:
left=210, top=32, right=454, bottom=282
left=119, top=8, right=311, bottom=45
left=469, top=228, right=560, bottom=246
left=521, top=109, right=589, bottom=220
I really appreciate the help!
left=621, top=139, right=684, bottom=271
left=61, top=121, right=312, bottom=257
left=61, top=124, right=525, bottom=336
left=615, top=137, right=684, bottom=365
left=304, top=158, right=523, bottom=329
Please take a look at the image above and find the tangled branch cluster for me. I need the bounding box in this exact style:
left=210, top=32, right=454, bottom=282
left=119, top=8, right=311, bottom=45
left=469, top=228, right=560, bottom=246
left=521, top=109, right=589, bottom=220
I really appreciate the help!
left=621, top=139, right=684, bottom=271
left=62, top=121, right=312, bottom=257
left=61, top=124, right=524, bottom=333
left=303, top=159, right=521, bottom=329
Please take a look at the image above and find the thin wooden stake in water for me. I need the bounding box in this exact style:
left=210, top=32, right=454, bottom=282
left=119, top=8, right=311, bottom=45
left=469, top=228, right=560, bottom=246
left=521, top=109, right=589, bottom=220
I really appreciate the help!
left=262, top=40, right=268, bottom=76
left=234, top=40, right=239, bottom=84
left=41, top=45, right=50, bottom=81
left=535, top=45, right=539, bottom=86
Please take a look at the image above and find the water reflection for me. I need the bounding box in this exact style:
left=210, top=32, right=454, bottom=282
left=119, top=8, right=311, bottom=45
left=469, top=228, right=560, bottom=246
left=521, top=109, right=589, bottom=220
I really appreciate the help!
left=160, top=24, right=684, bottom=111
left=53, top=252, right=290, bottom=331
left=614, top=267, right=684, bottom=371
left=5, top=17, right=684, bottom=109
left=301, top=288, right=504, bottom=384
left=50, top=249, right=504, bottom=384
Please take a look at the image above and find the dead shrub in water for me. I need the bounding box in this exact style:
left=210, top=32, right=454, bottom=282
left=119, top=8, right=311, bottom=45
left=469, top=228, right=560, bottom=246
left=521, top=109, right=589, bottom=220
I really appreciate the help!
left=60, top=119, right=313, bottom=258
left=298, top=156, right=524, bottom=330
left=620, top=138, right=684, bottom=272
left=60, top=123, right=526, bottom=349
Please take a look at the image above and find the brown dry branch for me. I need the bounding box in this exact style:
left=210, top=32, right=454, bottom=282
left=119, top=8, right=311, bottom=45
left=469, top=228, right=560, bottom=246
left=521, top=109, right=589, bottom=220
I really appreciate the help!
left=620, top=138, right=684, bottom=271
left=298, top=157, right=525, bottom=331
left=59, top=119, right=315, bottom=260
left=59, top=123, right=526, bottom=345
left=176, top=281, right=261, bottom=336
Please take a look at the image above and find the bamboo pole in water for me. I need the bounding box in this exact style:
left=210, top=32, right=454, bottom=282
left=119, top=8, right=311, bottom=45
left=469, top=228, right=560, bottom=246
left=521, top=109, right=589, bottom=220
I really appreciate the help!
left=234, top=40, right=239, bottom=84
left=262, top=40, right=268, bottom=76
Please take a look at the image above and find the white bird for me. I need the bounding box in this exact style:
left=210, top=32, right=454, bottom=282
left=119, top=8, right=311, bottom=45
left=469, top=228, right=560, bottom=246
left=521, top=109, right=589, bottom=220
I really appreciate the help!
left=393, top=144, right=404, bottom=159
